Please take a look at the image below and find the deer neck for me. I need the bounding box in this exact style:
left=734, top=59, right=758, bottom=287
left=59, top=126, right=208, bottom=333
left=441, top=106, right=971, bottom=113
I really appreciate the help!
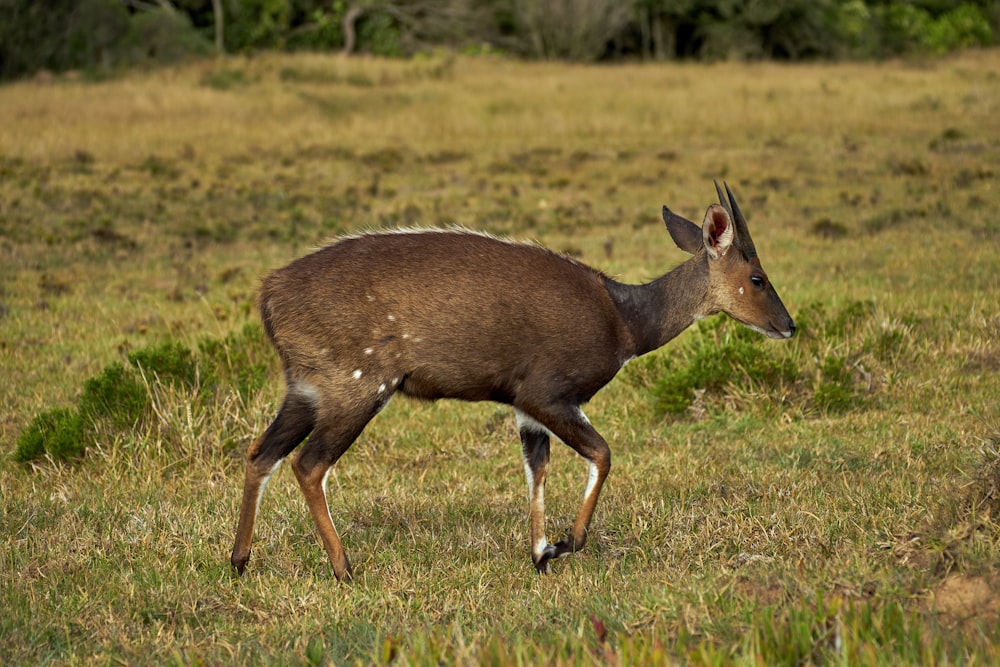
left=605, top=256, right=710, bottom=357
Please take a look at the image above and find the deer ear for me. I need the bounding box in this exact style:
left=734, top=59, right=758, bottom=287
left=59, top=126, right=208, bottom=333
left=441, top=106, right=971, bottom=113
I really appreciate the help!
left=663, top=206, right=702, bottom=255
left=702, top=204, right=734, bottom=260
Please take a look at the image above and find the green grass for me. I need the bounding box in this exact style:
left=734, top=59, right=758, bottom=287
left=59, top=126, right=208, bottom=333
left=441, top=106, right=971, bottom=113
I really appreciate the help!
left=1, top=50, right=999, bottom=664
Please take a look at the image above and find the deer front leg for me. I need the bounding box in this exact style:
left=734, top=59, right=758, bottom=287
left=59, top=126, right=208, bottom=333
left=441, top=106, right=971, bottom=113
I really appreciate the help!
left=517, top=410, right=555, bottom=572
left=535, top=406, right=611, bottom=562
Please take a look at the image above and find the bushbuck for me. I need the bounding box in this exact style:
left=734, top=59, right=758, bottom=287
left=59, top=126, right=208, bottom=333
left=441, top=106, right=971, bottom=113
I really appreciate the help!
left=231, top=182, right=795, bottom=580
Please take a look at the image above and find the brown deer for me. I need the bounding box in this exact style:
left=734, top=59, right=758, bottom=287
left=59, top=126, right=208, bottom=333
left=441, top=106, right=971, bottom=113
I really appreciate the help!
left=230, top=182, right=795, bottom=580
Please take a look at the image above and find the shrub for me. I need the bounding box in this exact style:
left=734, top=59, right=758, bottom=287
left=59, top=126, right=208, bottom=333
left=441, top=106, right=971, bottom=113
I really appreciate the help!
left=814, top=354, right=858, bottom=413
left=122, top=8, right=211, bottom=65
left=127, top=341, right=201, bottom=388
left=198, top=321, right=272, bottom=402
left=647, top=299, right=883, bottom=419
left=14, top=407, right=86, bottom=463
left=652, top=317, right=799, bottom=416
left=925, top=4, right=993, bottom=53
left=78, top=361, right=149, bottom=432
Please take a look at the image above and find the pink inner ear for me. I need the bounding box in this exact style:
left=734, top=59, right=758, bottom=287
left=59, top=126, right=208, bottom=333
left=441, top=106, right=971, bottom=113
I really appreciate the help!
left=710, top=209, right=729, bottom=235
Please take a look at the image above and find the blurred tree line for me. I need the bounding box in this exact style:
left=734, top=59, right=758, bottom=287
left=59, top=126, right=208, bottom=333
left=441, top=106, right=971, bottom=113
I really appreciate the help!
left=1, top=0, right=997, bottom=80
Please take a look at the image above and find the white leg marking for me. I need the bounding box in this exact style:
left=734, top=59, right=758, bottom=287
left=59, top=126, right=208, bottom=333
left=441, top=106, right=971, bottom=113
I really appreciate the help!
left=321, top=468, right=338, bottom=531
left=584, top=461, right=600, bottom=501
left=254, top=460, right=283, bottom=514
left=515, top=409, right=551, bottom=435
left=522, top=455, right=534, bottom=501
left=534, top=536, right=549, bottom=558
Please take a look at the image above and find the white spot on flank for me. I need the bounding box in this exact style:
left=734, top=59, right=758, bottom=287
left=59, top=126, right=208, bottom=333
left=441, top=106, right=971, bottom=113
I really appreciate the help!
left=366, top=294, right=375, bottom=302
left=378, top=383, right=386, bottom=393
left=739, top=286, right=745, bottom=295
left=364, top=348, right=374, bottom=355
left=387, top=314, right=396, bottom=321
left=352, top=369, right=363, bottom=379
left=402, top=333, right=410, bottom=340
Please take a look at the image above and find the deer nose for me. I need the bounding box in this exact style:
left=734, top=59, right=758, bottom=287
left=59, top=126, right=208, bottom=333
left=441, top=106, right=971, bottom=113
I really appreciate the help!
left=784, top=321, right=796, bottom=338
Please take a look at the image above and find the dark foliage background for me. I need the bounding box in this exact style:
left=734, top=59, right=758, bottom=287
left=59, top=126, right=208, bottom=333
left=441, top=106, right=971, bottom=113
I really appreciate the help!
left=1, top=0, right=997, bottom=80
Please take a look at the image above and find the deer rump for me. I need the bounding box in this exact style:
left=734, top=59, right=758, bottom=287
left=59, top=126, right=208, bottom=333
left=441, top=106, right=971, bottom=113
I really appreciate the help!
left=260, top=230, right=633, bottom=410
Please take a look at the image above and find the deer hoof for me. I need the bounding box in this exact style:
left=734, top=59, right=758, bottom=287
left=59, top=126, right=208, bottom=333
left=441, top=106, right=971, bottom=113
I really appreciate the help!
left=533, top=544, right=558, bottom=573
left=231, top=552, right=250, bottom=576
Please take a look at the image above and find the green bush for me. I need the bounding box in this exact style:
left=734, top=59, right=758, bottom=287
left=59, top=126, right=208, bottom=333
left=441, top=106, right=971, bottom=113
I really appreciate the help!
left=78, top=361, right=150, bottom=432
left=128, top=341, right=201, bottom=388
left=12, top=326, right=276, bottom=465
left=358, top=11, right=404, bottom=57
left=122, top=8, right=211, bottom=65
left=199, top=322, right=272, bottom=402
left=814, top=354, right=858, bottom=413
left=652, top=317, right=799, bottom=415
left=14, top=407, right=86, bottom=463
left=225, top=0, right=291, bottom=51
left=872, top=2, right=992, bottom=56
left=877, top=2, right=934, bottom=54
left=647, top=299, right=884, bottom=419
left=926, top=4, right=993, bottom=53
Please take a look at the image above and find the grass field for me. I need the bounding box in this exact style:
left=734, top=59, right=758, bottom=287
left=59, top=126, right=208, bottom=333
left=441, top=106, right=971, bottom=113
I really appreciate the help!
left=1, top=50, right=998, bottom=664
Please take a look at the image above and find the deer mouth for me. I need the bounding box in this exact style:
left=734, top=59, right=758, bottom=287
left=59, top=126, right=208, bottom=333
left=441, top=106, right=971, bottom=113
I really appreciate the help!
left=742, top=320, right=795, bottom=340
left=769, top=320, right=796, bottom=339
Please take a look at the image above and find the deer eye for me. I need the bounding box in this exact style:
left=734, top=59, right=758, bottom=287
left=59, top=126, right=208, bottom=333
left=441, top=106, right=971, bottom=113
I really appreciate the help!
left=750, top=275, right=765, bottom=289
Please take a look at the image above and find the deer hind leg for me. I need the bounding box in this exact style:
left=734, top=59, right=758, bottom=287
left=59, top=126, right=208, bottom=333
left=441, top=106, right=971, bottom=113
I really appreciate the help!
left=290, top=398, right=382, bottom=582
left=528, top=404, right=611, bottom=565
left=231, top=383, right=317, bottom=575
left=516, top=409, right=555, bottom=573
